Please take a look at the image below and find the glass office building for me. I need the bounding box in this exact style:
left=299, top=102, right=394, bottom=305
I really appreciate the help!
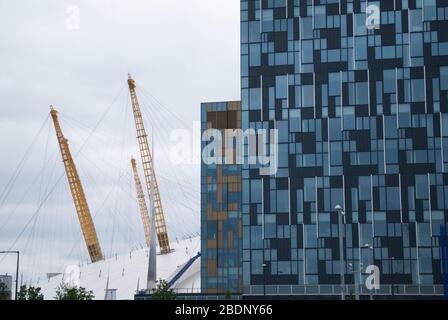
left=201, top=101, right=243, bottom=294
left=240, top=0, right=448, bottom=296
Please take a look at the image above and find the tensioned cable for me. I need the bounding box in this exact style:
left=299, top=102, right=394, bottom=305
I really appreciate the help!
left=135, top=93, right=200, bottom=237
left=137, top=91, right=200, bottom=197
left=137, top=89, right=200, bottom=186
left=0, top=84, right=127, bottom=265
left=0, top=114, right=50, bottom=210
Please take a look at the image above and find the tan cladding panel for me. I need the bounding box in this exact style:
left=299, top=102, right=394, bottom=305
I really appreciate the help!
left=206, top=101, right=240, bottom=112
left=228, top=202, right=239, bottom=211
left=228, top=183, right=241, bottom=193
left=218, top=221, right=222, bottom=244
left=207, top=288, right=221, bottom=294
left=207, top=260, right=217, bottom=276
left=207, top=239, right=217, bottom=249
left=225, top=175, right=241, bottom=184
left=228, top=230, right=233, bottom=248
left=206, top=110, right=240, bottom=130
left=207, top=211, right=229, bottom=221
left=227, top=101, right=241, bottom=111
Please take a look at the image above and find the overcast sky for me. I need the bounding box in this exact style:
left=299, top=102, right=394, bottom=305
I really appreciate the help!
left=0, top=0, right=240, bottom=285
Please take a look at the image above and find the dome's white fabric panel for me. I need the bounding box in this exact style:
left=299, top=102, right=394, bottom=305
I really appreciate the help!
left=37, top=236, right=200, bottom=300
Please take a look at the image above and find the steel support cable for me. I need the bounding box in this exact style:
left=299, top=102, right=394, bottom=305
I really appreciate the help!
left=65, top=168, right=141, bottom=261
left=62, top=178, right=86, bottom=266
left=75, top=160, right=142, bottom=247
left=20, top=212, right=40, bottom=285
left=5, top=154, right=57, bottom=284
left=137, top=94, right=199, bottom=194
left=41, top=152, right=60, bottom=200
left=0, top=85, right=126, bottom=264
left=157, top=174, right=199, bottom=195
left=51, top=83, right=198, bottom=261
left=28, top=120, right=53, bottom=284
left=72, top=137, right=150, bottom=235
left=61, top=112, right=137, bottom=188
left=20, top=204, right=40, bottom=260
left=40, top=91, right=129, bottom=265
left=38, top=120, right=52, bottom=203
left=106, top=172, right=121, bottom=259
left=112, top=99, right=140, bottom=250
left=138, top=86, right=193, bottom=130
left=60, top=112, right=130, bottom=155
left=138, top=91, right=202, bottom=216
left=102, top=100, right=134, bottom=257
left=59, top=111, right=121, bottom=141
left=0, top=174, right=64, bottom=265
left=61, top=110, right=152, bottom=245
left=137, top=97, right=200, bottom=214
left=0, top=114, right=50, bottom=210
left=60, top=104, right=191, bottom=205
left=0, top=152, right=59, bottom=234
left=29, top=207, right=45, bottom=285
left=130, top=86, right=200, bottom=208
left=47, top=180, right=66, bottom=275
left=105, top=202, right=118, bottom=283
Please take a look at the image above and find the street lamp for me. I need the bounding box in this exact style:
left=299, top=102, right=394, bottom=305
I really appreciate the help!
left=348, top=263, right=360, bottom=300
left=390, top=257, right=395, bottom=297
left=364, top=244, right=374, bottom=300
left=0, top=251, right=19, bottom=300
left=335, top=205, right=345, bottom=300
left=262, top=263, right=267, bottom=298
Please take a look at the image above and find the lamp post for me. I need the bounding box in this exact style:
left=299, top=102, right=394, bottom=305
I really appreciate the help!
left=0, top=251, right=19, bottom=300
left=390, top=257, right=395, bottom=297
left=262, top=263, right=267, bottom=298
left=364, top=244, right=374, bottom=300
left=335, top=205, right=345, bottom=300
left=348, top=263, right=360, bottom=300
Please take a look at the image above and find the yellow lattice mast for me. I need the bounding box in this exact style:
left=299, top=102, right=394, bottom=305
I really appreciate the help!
left=127, top=74, right=171, bottom=254
left=50, top=106, right=103, bottom=263
left=131, top=157, right=151, bottom=247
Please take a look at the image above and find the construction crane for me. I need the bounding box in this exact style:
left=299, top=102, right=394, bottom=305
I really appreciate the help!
left=127, top=74, right=171, bottom=254
left=131, top=157, right=151, bottom=247
left=50, top=106, right=104, bottom=263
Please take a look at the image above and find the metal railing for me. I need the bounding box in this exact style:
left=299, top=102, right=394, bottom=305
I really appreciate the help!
left=245, top=284, right=445, bottom=296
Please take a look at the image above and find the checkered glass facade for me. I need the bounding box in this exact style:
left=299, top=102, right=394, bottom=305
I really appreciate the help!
left=201, top=101, right=243, bottom=294
left=241, top=0, right=448, bottom=293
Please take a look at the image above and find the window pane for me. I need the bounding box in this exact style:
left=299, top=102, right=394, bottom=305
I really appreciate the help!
left=409, top=9, right=423, bottom=32
left=302, top=85, right=314, bottom=107
left=276, top=75, right=287, bottom=99
left=411, top=79, right=425, bottom=102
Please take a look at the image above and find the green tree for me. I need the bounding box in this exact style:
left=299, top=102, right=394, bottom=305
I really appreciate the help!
left=0, top=281, right=11, bottom=300
left=55, top=282, right=94, bottom=300
left=17, top=285, right=44, bottom=300
left=151, top=279, right=176, bottom=300
left=346, top=291, right=355, bottom=300
left=224, top=289, right=232, bottom=300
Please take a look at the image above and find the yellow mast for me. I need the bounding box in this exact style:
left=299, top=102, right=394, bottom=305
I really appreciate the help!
left=131, top=157, right=151, bottom=247
left=50, top=106, right=103, bottom=263
left=127, top=74, right=171, bottom=254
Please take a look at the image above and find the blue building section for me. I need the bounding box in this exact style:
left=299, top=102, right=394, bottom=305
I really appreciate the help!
left=201, top=101, right=243, bottom=294
left=240, top=0, right=448, bottom=296
left=441, top=225, right=448, bottom=299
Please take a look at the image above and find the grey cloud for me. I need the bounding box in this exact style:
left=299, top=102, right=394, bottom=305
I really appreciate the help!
left=0, top=0, right=239, bottom=283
